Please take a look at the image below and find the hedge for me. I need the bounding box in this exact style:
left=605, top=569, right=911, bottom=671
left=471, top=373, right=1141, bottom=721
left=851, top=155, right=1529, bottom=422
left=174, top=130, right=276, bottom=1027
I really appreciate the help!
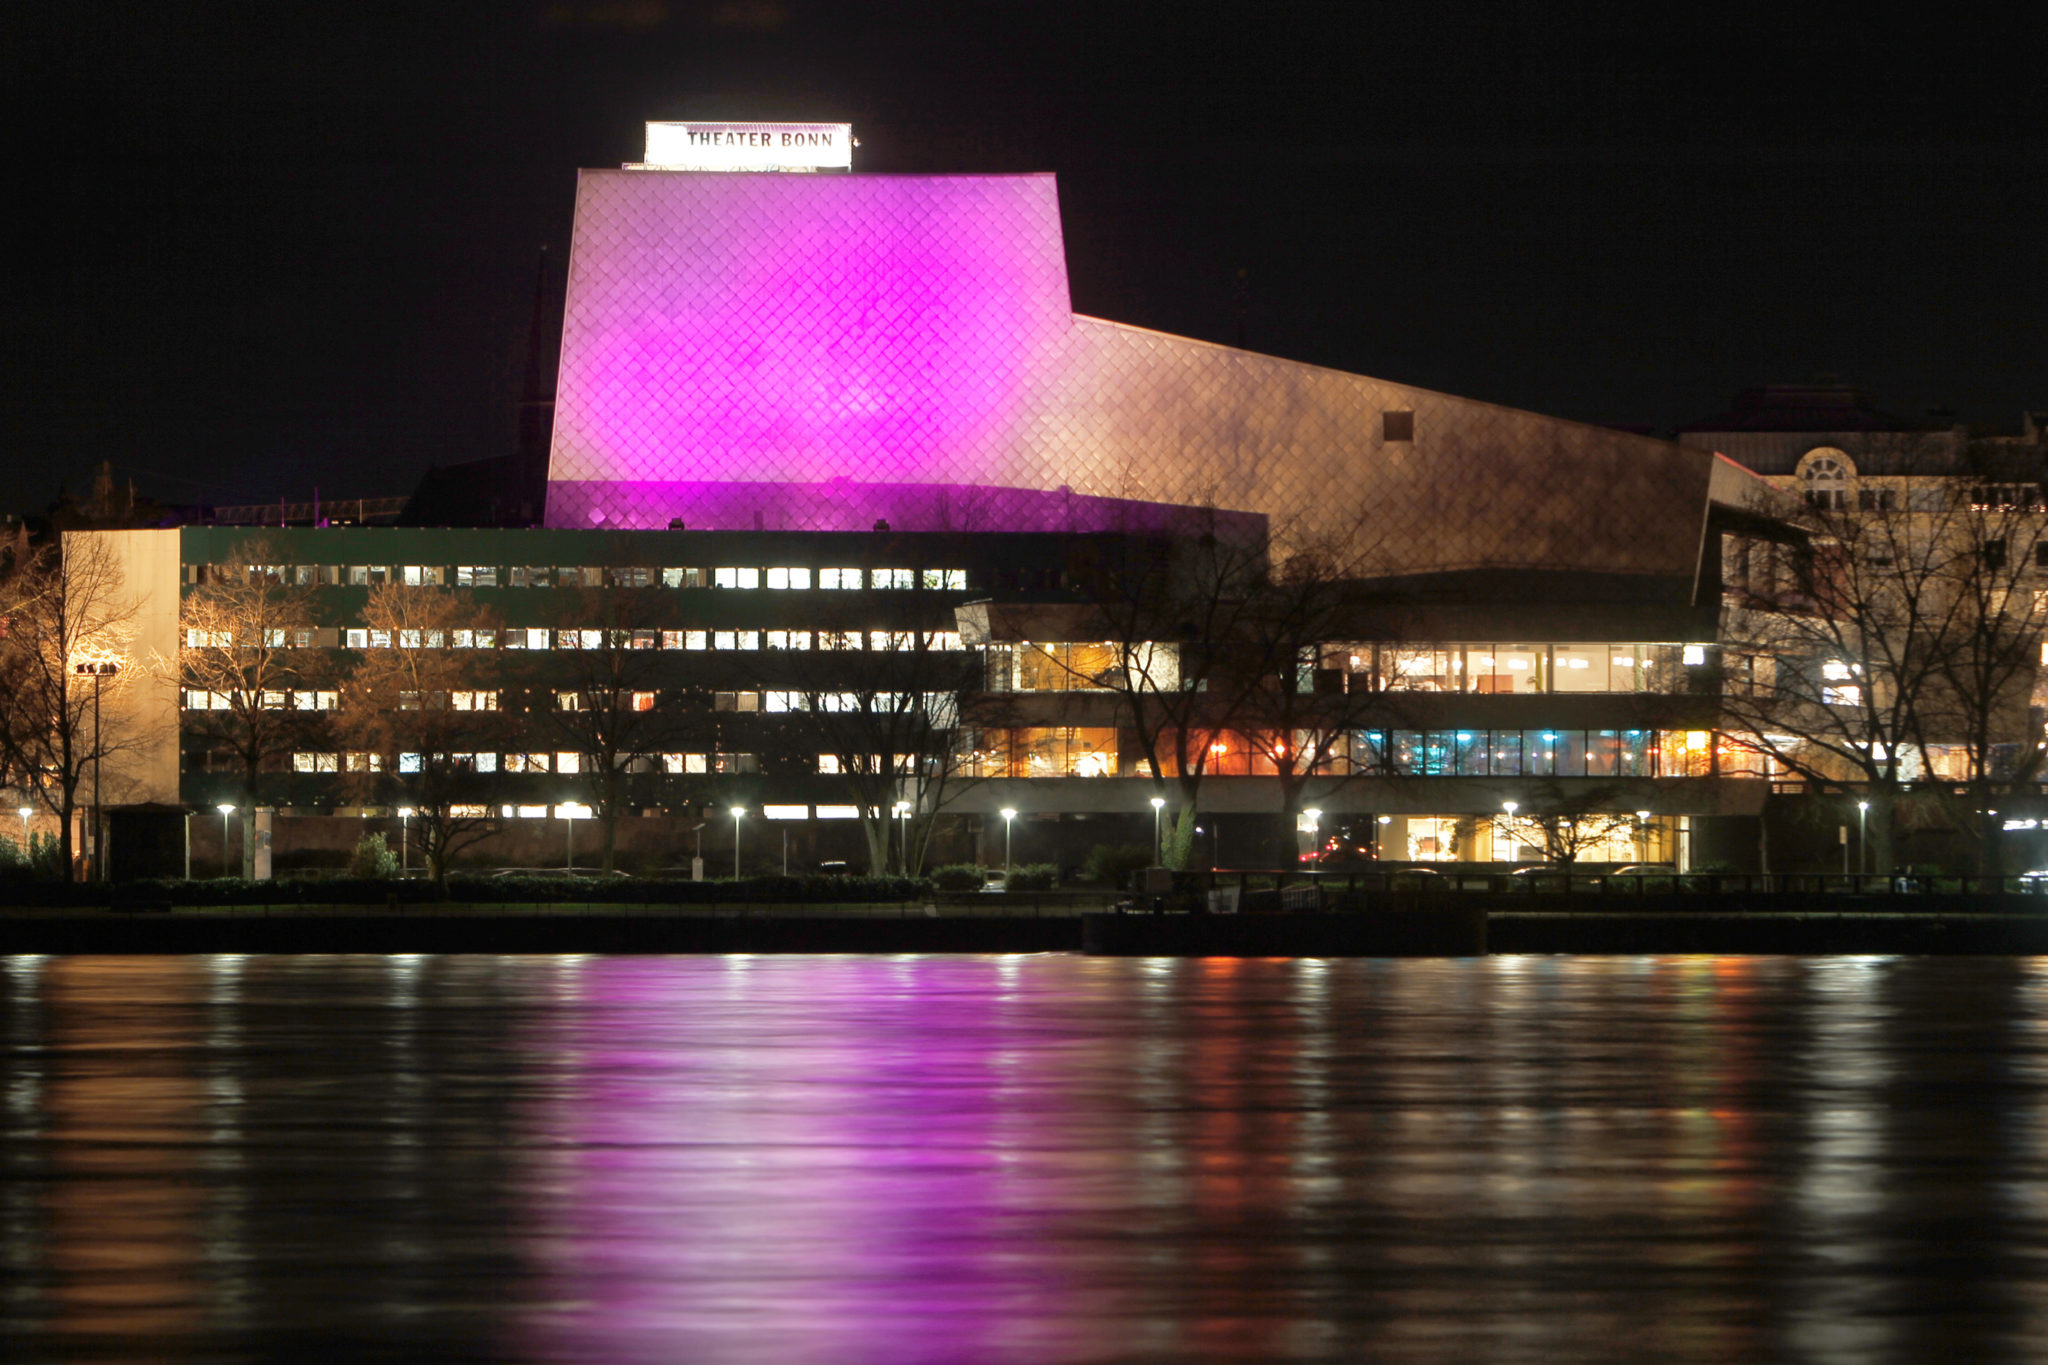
left=0, top=873, right=935, bottom=909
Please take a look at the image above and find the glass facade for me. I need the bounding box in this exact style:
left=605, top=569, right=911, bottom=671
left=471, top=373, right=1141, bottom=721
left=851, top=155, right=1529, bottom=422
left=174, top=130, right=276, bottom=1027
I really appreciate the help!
left=1353, top=729, right=1735, bottom=778
left=1342, top=643, right=1692, bottom=694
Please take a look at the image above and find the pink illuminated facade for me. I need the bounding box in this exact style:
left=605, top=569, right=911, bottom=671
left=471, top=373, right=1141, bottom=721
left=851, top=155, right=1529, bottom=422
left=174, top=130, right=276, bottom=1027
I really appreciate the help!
left=548, top=169, right=1767, bottom=576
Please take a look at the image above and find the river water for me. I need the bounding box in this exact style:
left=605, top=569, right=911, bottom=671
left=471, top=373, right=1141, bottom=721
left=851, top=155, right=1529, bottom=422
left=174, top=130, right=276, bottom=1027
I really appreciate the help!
left=3, top=953, right=2047, bottom=1363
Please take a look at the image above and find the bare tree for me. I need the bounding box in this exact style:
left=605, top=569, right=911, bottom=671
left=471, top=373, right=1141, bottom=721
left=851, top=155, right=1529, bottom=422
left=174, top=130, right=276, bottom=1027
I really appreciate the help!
left=1719, top=434, right=2048, bottom=872
left=0, top=537, right=140, bottom=880
left=332, top=585, right=504, bottom=887
left=1064, top=523, right=1277, bottom=866
left=1496, top=783, right=1638, bottom=866
left=545, top=586, right=682, bottom=872
left=174, top=538, right=325, bottom=839
left=776, top=636, right=985, bottom=875
left=1226, top=545, right=1409, bottom=865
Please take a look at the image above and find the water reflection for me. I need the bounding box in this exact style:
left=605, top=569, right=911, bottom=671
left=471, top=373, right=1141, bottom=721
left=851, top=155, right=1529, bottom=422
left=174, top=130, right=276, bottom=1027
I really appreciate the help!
left=4, top=955, right=2048, bottom=1361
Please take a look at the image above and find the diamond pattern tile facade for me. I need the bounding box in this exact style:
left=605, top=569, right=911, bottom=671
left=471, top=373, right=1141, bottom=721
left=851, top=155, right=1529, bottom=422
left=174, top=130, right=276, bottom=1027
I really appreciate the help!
left=549, top=170, right=1738, bottom=574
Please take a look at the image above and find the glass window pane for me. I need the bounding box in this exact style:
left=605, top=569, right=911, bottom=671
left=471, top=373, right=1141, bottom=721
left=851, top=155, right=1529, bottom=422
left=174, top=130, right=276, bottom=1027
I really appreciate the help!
left=1552, top=645, right=1609, bottom=692
left=1489, top=730, right=1523, bottom=777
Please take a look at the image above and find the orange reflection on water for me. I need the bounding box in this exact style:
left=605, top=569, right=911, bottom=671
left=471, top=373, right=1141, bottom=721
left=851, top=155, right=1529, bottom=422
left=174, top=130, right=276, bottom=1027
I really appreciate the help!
left=38, top=957, right=207, bottom=1346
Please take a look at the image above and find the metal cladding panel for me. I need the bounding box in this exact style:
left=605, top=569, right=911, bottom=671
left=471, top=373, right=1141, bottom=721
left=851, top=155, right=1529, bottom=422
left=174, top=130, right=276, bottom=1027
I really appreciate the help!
left=548, top=171, right=1714, bottom=574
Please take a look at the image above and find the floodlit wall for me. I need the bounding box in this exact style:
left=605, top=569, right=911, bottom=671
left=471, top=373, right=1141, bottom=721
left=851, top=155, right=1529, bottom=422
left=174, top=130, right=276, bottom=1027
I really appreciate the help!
left=548, top=169, right=1728, bottom=575
left=67, top=529, right=181, bottom=806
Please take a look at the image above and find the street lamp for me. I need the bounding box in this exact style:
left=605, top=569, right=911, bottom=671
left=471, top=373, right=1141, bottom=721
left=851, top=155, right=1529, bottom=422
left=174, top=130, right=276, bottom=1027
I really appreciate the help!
left=217, top=803, right=236, bottom=879
left=397, top=807, right=413, bottom=873
left=562, top=803, right=575, bottom=870
left=1635, top=809, right=1651, bottom=863
left=16, top=805, right=29, bottom=858
left=1501, top=800, right=1519, bottom=864
left=1000, top=807, right=1017, bottom=879
left=1150, top=795, right=1166, bottom=864
left=1857, top=799, right=1870, bottom=877
left=893, top=800, right=912, bottom=875
left=730, top=806, right=746, bottom=879
left=74, top=658, right=120, bottom=880
left=1303, top=807, right=1322, bottom=865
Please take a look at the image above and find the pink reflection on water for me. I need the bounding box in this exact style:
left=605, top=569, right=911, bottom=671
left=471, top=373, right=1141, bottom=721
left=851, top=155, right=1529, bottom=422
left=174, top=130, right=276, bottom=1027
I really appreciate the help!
left=516, top=956, right=1097, bottom=1363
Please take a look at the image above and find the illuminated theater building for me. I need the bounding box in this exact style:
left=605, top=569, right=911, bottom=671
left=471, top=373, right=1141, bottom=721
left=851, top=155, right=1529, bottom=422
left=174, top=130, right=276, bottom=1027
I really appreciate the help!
left=89, top=123, right=1802, bottom=874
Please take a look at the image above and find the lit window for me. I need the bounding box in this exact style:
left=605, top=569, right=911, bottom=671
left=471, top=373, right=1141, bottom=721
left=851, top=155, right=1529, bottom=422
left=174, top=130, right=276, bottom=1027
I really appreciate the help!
left=714, top=631, right=735, bottom=651
left=762, top=805, right=808, bottom=820
left=1821, top=660, right=1853, bottom=681
left=1823, top=685, right=1863, bottom=707
left=766, top=567, right=812, bottom=590
left=819, top=568, right=861, bottom=589
left=556, top=691, right=583, bottom=711
left=661, top=568, right=703, bottom=589
left=873, top=569, right=913, bottom=590
left=455, top=566, right=498, bottom=588
left=686, top=631, right=707, bottom=650
left=631, top=691, right=656, bottom=711
left=713, top=567, right=760, bottom=589
left=368, top=630, right=390, bottom=649
left=345, top=629, right=368, bottom=649
left=557, top=753, right=581, bottom=774
left=611, top=567, right=653, bottom=588
left=817, top=754, right=842, bottom=774
left=815, top=804, right=859, bottom=819
left=630, top=630, right=658, bottom=650
left=1682, top=645, right=1707, bottom=666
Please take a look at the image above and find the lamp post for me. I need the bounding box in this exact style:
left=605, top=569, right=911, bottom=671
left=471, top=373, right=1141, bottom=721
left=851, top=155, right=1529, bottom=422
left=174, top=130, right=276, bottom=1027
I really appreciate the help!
left=1635, top=809, right=1651, bottom=863
left=893, top=800, right=911, bottom=875
left=563, top=803, right=576, bottom=870
left=397, top=807, right=413, bottom=873
left=1000, top=807, right=1017, bottom=879
left=217, top=803, right=236, bottom=879
left=730, top=806, right=745, bottom=878
left=1150, top=795, right=1166, bottom=864
left=17, top=805, right=29, bottom=860
left=1501, top=800, right=1519, bottom=864
left=74, top=659, right=120, bottom=880
left=1376, top=813, right=1391, bottom=862
left=1857, top=799, right=1870, bottom=877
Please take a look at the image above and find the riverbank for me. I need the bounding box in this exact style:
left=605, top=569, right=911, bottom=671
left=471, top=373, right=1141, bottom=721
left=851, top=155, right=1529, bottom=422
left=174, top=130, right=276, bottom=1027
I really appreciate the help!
left=10, top=898, right=2048, bottom=955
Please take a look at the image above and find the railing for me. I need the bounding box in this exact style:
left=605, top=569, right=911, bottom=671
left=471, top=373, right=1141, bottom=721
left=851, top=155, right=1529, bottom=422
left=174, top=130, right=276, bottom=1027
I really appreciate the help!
left=1140, top=868, right=2048, bottom=903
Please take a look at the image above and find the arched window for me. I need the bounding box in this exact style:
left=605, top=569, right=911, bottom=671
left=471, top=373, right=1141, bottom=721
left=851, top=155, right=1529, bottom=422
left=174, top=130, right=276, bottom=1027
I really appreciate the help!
left=1798, top=449, right=1853, bottom=511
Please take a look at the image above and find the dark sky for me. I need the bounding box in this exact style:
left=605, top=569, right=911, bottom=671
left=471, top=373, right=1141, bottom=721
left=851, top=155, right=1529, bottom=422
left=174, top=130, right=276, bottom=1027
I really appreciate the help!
left=5, top=2, right=2044, bottom=510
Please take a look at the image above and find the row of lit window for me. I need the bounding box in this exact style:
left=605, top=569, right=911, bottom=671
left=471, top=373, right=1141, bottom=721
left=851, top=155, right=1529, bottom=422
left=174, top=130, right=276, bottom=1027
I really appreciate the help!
left=201, top=564, right=970, bottom=591
left=286, top=750, right=916, bottom=776
left=191, top=627, right=966, bottom=652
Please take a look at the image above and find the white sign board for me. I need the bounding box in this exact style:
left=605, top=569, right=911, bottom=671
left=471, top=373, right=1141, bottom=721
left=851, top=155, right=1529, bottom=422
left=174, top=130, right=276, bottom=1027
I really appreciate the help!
left=639, top=122, right=852, bottom=172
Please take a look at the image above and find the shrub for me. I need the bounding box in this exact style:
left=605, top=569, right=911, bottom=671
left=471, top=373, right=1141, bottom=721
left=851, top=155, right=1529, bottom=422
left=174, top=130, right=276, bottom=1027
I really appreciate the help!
left=348, top=832, right=400, bottom=880
left=0, top=832, right=61, bottom=882
left=1081, top=843, right=1152, bottom=886
left=1005, top=863, right=1058, bottom=892
left=930, top=863, right=987, bottom=892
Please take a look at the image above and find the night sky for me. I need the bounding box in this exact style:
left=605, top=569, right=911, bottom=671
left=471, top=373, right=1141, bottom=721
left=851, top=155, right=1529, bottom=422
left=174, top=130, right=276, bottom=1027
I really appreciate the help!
left=6, top=2, right=2044, bottom=511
